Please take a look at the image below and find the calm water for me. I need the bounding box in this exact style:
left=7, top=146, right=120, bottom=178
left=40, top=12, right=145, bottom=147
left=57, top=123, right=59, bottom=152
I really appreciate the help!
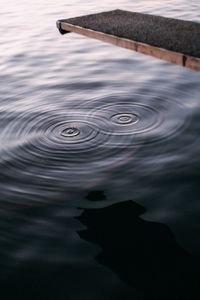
left=0, top=0, right=200, bottom=298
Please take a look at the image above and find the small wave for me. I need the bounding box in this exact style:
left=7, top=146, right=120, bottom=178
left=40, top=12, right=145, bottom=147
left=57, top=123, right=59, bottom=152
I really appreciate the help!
left=0, top=89, right=192, bottom=208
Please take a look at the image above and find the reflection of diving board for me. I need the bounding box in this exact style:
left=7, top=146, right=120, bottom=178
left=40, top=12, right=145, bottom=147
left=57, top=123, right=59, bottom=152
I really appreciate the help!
left=57, top=9, right=200, bottom=71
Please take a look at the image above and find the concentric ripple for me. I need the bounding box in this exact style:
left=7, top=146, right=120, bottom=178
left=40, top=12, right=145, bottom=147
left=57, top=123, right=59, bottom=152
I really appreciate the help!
left=61, top=126, right=80, bottom=138
left=111, top=113, right=139, bottom=125
left=0, top=89, right=193, bottom=208
left=92, top=103, right=160, bottom=135
left=0, top=107, right=139, bottom=207
left=88, top=93, right=188, bottom=145
left=47, top=120, right=99, bottom=145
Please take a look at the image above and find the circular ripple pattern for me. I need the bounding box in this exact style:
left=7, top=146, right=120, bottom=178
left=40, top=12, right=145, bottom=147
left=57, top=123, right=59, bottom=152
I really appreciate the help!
left=88, top=94, right=188, bottom=145
left=47, top=121, right=99, bottom=145
left=0, top=107, right=139, bottom=207
left=111, top=113, right=139, bottom=125
left=0, top=90, right=192, bottom=207
left=61, top=126, right=80, bottom=138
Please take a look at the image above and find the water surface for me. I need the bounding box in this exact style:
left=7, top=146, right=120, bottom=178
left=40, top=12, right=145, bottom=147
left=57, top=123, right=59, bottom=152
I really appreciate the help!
left=0, top=0, right=200, bottom=299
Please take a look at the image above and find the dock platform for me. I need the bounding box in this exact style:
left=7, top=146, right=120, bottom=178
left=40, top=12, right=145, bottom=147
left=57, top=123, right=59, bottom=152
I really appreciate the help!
left=57, top=10, right=200, bottom=71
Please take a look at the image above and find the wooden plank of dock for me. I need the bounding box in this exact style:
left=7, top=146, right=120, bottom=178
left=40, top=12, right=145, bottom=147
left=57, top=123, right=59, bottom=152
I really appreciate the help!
left=57, top=9, right=200, bottom=71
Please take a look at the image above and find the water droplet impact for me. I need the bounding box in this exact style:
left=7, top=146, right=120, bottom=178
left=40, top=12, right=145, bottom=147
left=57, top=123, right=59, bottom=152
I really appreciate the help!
left=61, top=127, right=80, bottom=137
left=111, top=113, right=139, bottom=125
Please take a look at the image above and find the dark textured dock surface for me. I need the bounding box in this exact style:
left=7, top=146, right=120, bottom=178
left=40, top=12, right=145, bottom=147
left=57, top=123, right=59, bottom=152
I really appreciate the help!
left=59, top=9, right=200, bottom=58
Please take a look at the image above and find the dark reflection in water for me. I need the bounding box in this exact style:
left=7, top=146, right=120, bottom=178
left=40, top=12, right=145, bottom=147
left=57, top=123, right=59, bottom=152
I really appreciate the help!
left=77, top=191, right=200, bottom=300
left=0, top=201, right=139, bottom=300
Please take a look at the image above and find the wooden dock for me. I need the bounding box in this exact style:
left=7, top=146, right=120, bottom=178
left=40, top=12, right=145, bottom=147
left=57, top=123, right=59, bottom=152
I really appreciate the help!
left=57, top=9, right=200, bottom=71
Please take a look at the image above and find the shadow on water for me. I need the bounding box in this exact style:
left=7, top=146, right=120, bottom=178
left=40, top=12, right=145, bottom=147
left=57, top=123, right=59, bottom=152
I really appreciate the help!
left=77, top=191, right=200, bottom=300
left=1, top=191, right=200, bottom=300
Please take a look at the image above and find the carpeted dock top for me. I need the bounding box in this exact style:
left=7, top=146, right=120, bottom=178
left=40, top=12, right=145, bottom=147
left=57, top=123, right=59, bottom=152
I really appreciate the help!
left=59, top=9, right=200, bottom=58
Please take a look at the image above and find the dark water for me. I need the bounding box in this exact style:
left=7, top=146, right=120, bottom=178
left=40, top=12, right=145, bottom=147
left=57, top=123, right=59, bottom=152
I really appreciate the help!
left=0, top=0, right=200, bottom=298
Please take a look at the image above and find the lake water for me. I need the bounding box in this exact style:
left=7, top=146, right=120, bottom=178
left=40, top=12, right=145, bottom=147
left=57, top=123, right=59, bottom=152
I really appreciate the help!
left=0, top=0, right=200, bottom=299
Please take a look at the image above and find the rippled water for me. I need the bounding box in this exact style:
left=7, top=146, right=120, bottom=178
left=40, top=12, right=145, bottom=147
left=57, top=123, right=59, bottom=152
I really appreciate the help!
left=0, top=0, right=200, bottom=299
